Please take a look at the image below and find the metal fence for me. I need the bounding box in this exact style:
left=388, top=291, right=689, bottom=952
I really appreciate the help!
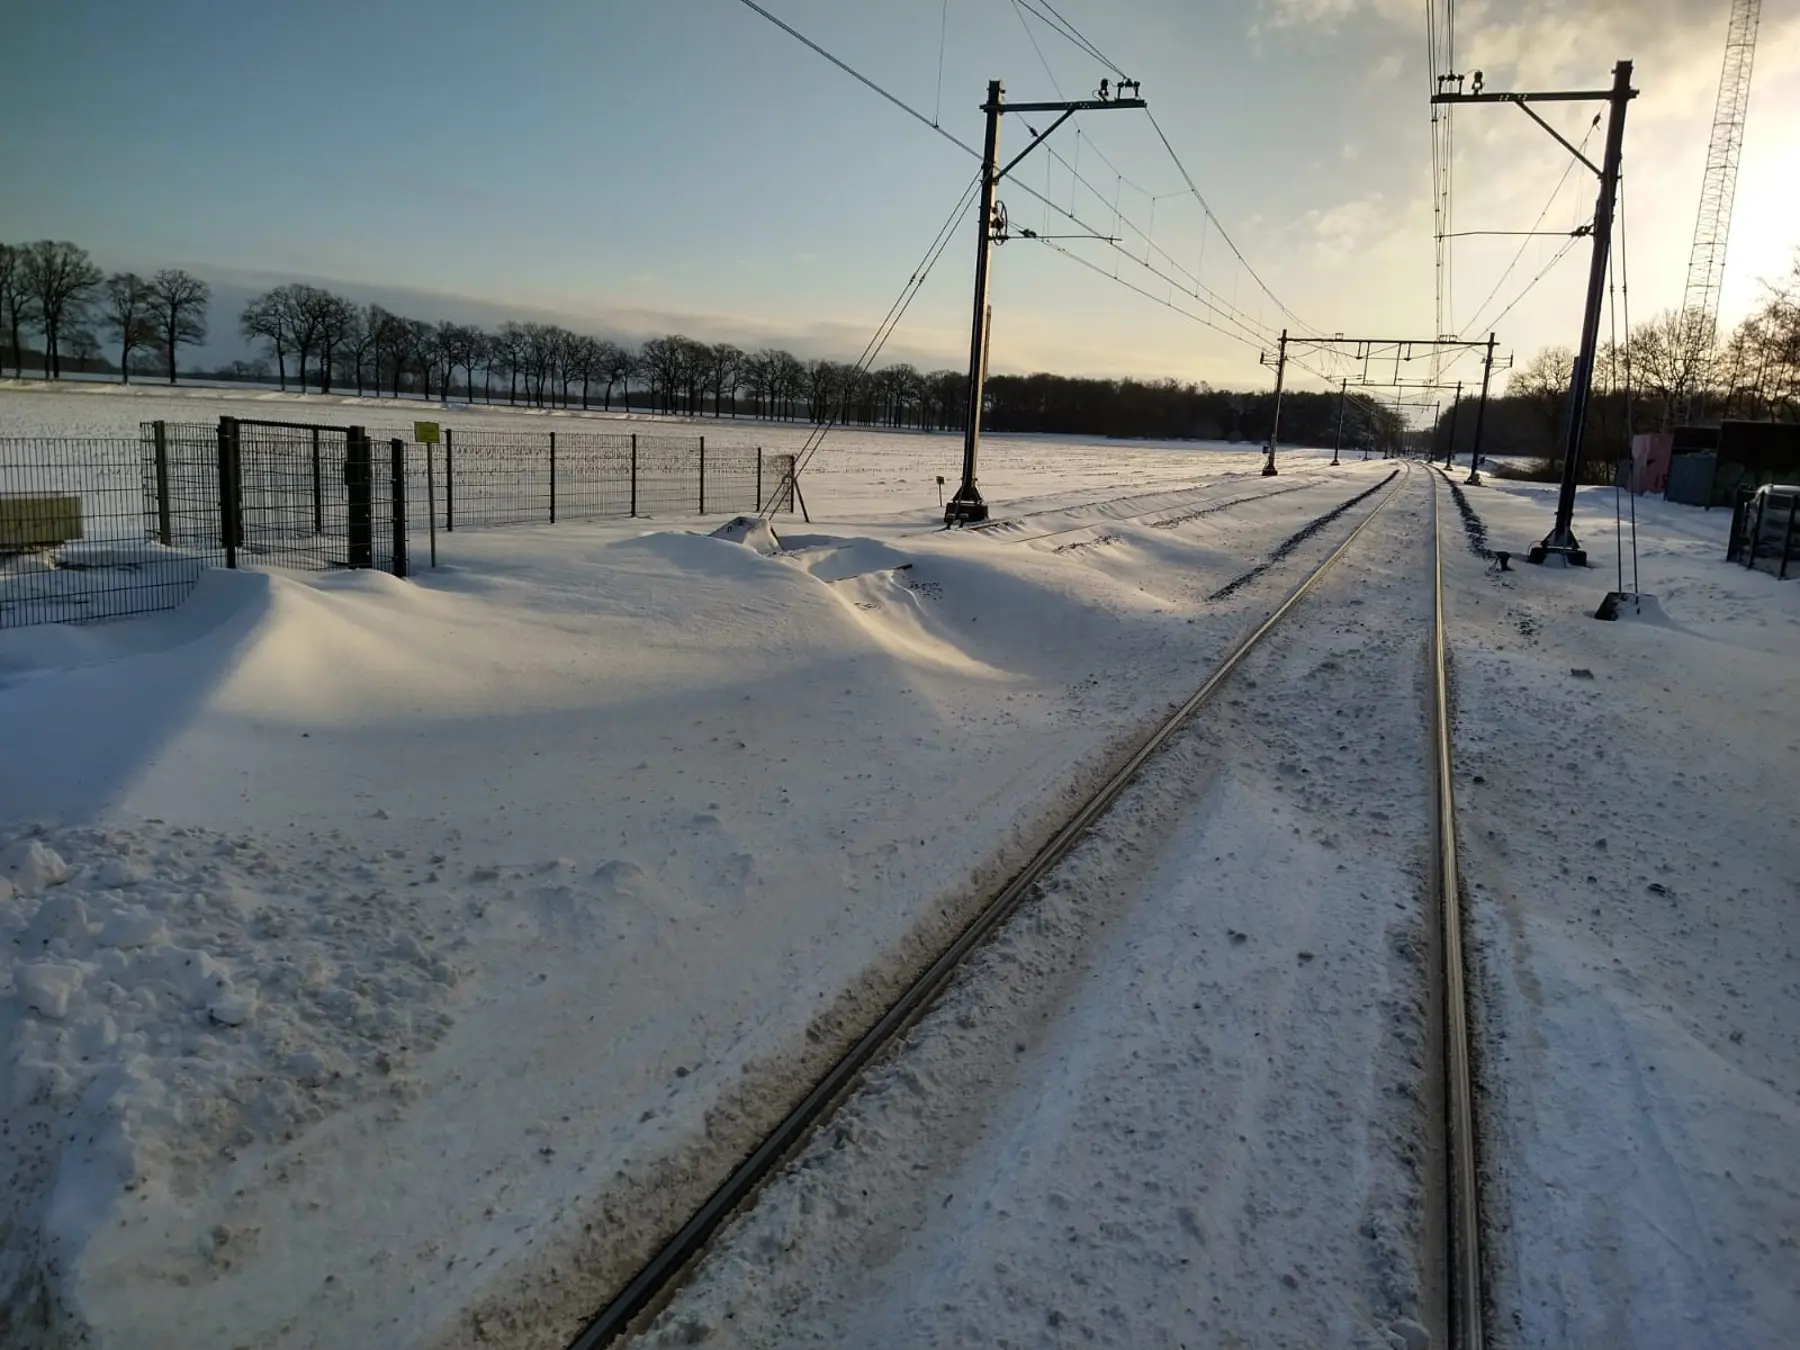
left=1, top=436, right=216, bottom=627
left=1727, top=484, right=1800, bottom=579
left=397, top=428, right=791, bottom=533
left=1, top=420, right=792, bottom=629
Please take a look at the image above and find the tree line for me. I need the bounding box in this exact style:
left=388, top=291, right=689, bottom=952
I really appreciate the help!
left=0, top=241, right=210, bottom=383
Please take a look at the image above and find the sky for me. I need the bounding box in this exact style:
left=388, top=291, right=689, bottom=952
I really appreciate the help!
left=2, top=0, right=1797, bottom=396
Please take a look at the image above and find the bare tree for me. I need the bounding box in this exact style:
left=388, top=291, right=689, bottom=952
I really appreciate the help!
left=567, top=334, right=600, bottom=409
left=101, top=272, right=156, bottom=382
left=1508, top=345, right=1575, bottom=447
left=768, top=349, right=806, bottom=421
left=21, top=240, right=103, bottom=378
left=397, top=320, right=428, bottom=399
left=480, top=330, right=508, bottom=402
left=240, top=291, right=291, bottom=389
left=707, top=343, right=744, bottom=418
left=278, top=284, right=329, bottom=392
left=600, top=341, right=636, bottom=411
left=373, top=310, right=416, bottom=398
left=551, top=327, right=579, bottom=407
left=147, top=268, right=210, bottom=385
left=338, top=306, right=376, bottom=395
left=0, top=243, right=33, bottom=377
left=67, top=327, right=102, bottom=370
left=309, top=290, right=355, bottom=394
left=679, top=337, right=711, bottom=414
left=439, top=324, right=482, bottom=402
left=742, top=352, right=775, bottom=418
left=1630, top=308, right=1717, bottom=429
left=640, top=336, right=686, bottom=414
left=495, top=323, right=528, bottom=404
left=520, top=323, right=561, bottom=406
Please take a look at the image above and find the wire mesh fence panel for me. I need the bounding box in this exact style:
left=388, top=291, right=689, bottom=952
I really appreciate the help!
left=433, top=427, right=556, bottom=529
left=632, top=437, right=705, bottom=518
left=233, top=421, right=341, bottom=570
left=545, top=432, right=635, bottom=522
left=392, top=429, right=762, bottom=531
left=703, top=447, right=762, bottom=516
left=630, top=435, right=759, bottom=518
left=149, top=422, right=228, bottom=552
left=1, top=436, right=217, bottom=628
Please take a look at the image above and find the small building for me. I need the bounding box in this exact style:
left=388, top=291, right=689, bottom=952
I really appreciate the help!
left=1665, top=421, right=1800, bottom=508
left=1630, top=432, right=1672, bottom=493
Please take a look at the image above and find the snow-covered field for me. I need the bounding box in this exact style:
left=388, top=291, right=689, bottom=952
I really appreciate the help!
left=0, top=378, right=1296, bottom=527
left=3, top=381, right=1795, bottom=1350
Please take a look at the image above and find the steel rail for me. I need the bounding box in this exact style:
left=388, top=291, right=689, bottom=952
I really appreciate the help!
left=1430, top=472, right=1485, bottom=1349
left=569, top=467, right=1407, bottom=1349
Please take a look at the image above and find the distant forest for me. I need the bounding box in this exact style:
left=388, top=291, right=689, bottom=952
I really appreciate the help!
left=4, top=238, right=1796, bottom=462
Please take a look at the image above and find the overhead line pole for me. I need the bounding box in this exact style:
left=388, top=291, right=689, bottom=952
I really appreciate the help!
left=1435, top=60, right=1637, bottom=566
left=1467, top=333, right=1496, bottom=484
left=1259, top=330, right=1288, bottom=476
left=1332, top=377, right=1348, bottom=467
left=1443, top=381, right=1463, bottom=467
left=946, top=78, right=1144, bottom=526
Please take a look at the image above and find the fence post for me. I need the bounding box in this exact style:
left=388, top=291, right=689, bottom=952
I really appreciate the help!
left=444, top=427, right=455, bottom=532
left=755, top=447, right=763, bottom=512
left=549, top=431, right=557, bottom=523
left=346, top=426, right=372, bottom=568
left=216, top=416, right=239, bottom=568
left=1779, top=491, right=1796, bottom=581
left=390, top=438, right=408, bottom=578
left=426, top=440, right=438, bottom=568
left=311, top=426, right=323, bottom=534
left=152, top=420, right=172, bottom=545
left=698, top=435, right=706, bottom=515
left=630, top=433, right=638, bottom=517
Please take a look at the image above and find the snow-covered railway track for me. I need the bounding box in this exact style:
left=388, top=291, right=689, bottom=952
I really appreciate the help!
left=565, top=467, right=1413, bottom=1349
left=961, top=471, right=1328, bottom=545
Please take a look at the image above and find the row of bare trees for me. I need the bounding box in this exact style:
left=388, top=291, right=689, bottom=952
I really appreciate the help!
left=233, top=284, right=975, bottom=431
left=1508, top=249, right=1800, bottom=432
left=0, top=240, right=210, bottom=382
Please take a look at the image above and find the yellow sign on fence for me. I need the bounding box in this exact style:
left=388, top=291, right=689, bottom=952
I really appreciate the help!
left=413, top=421, right=441, bottom=445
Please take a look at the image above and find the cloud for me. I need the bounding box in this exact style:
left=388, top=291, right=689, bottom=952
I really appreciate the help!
left=1256, top=0, right=1412, bottom=32
left=1373, top=53, right=1404, bottom=81
left=1302, top=192, right=1393, bottom=265
left=1259, top=0, right=1738, bottom=93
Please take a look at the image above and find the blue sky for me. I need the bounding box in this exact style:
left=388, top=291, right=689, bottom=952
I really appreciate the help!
left=3, top=0, right=1797, bottom=391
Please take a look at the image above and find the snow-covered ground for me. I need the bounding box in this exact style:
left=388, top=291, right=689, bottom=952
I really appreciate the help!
left=6, top=377, right=1792, bottom=1350
left=1438, top=473, right=1800, bottom=1349
left=1, top=383, right=1392, bottom=1348
left=629, top=470, right=1439, bottom=1349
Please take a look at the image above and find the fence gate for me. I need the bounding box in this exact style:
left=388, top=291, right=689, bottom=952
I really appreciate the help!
left=146, top=418, right=406, bottom=578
